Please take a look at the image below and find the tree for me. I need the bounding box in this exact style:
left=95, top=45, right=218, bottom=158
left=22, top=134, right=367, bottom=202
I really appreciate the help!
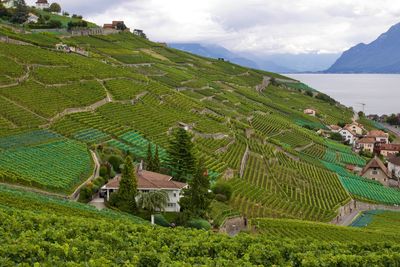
left=168, top=128, right=195, bottom=182
left=330, top=132, right=343, bottom=142
left=0, top=3, right=11, bottom=20
left=146, top=143, right=154, bottom=171
left=10, top=0, right=28, bottom=24
left=49, top=2, right=61, bottom=13
left=137, top=190, right=169, bottom=214
left=116, top=22, right=127, bottom=31
left=212, top=181, right=232, bottom=202
left=110, top=156, right=138, bottom=213
left=153, top=145, right=161, bottom=173
left=179, top=161, right=212, bottom=218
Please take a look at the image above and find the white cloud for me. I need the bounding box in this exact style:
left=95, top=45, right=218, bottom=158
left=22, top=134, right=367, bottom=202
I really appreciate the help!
left=26, top=0, right=400, bottom=54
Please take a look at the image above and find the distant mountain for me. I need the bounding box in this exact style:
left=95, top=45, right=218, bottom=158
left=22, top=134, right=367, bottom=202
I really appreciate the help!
left=170, top=43, right=338, bottom=73
left=169, top=43, right=260, bottom=69
left=327, top=22, right=400, bottom=73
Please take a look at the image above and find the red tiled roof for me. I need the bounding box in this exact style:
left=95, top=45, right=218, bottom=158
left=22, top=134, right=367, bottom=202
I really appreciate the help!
left=329, top=125, right=341, bottom=130
left=103, top=170, right=187, bottom=190
left=36, top=0, right=48, bottom=3
left=388, top=156, right=400, bottom=166
left=357, top=137, right=376, bottom=144
left=112, top=21, right=124, bottom=26
left=361, top=156, right=390, bottom=177
left=367, top=130, right=388, bottom=138
left=380, top=144, right=400, bottom=151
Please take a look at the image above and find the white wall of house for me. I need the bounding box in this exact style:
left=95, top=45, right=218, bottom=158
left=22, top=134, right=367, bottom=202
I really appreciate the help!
left=376, top=137, right=389, bottom=144
left=36, top=3, right=49, bottom=9
left=340, top=129, right=356, bottom=144
left=388, top=163, right=400, bottom=179
left=359, top=143, right=374, bottom=153
left=348, top=124, right=363, bottom=135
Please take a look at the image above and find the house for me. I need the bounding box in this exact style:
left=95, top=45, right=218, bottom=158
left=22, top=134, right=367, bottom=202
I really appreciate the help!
left=35, top=0, right=49, bottom=9
left=360, top=156, right=391, bottom=186
left=304, top=108, right=316, bottom=116
left=26, top=13, right=39, bottom=24
left=100, top=167, right=188, bottom=212
left=344, top=122, right=364, bottom=135
left=379, top=144, right=400, bottom=158
left=388, top=156, right=400, bottom=180
left=329, top=125, right=342, bottom=133
left=355, top=137, right=376, bottom=154
left=339, top=126, right=358, bottom=145
left=1, top=0, right=15, bottom=8
left=367, top=130, right=389, bottom=144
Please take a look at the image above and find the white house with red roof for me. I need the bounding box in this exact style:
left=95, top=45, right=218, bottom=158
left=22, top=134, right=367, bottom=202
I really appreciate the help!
left=367, top=130, right=389, bottom=144
left=355, top=137, right=376, bottom=154
left=303, top=108, right=316, bottom=116
left=339, top=126, right=358, bottom=145
left=101, top=166, right=188, bottom=212
left=35, top=0, right=49, bottom=9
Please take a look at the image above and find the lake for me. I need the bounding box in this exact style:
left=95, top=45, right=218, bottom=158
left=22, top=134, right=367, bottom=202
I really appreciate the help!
left=286, top=74, right=400, bottom=115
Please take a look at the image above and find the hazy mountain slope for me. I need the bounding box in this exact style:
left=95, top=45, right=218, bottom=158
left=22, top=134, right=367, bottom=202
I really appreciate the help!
left=327, top=22, right=400, bottom=73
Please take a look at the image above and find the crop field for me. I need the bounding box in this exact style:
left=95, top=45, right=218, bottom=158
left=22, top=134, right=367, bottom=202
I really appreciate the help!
left=0, top=29, right=387, bottom=215
left=0, top=131, right=92, bottom=193
left=351, top=210, right=400, bottom=231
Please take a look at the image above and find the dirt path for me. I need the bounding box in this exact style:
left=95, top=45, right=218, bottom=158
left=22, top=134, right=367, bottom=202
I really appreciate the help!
left=70, top=150, right=101, bottom=200
left=255, top=76, right=271, bottom=93
left=239, top=146, right=250, bottom=178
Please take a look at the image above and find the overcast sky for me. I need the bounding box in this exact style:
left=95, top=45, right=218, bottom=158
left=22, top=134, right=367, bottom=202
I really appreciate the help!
left=27, top=0, right=400, bottom=55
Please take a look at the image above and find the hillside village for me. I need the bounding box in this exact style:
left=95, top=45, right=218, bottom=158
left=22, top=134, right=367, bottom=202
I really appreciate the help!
left=2, top=1, right=400, bottom=265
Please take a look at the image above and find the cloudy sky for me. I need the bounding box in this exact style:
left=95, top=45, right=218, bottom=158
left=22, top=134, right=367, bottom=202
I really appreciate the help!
left=27, top=0, right=400, bottom=55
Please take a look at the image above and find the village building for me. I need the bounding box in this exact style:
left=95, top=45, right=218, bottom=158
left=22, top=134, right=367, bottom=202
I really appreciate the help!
left=329, top=125, right=342, bottom=133
left=101, top=167, right=188, bottom=212
left=367, top=130, right=389, bottom=144
left=1, top=0, right=15, bottom=8
left=355, top=137, right=376, bottom=154
left=303, top=108, right=316, bottom=116
left=388, top=156, right=400, bottom=181
left=379, top=143, right=400, bottom=158
left=345, top=122, right=364, bottom=135
left=360, top=156, right=391, bottom=186
left=26, top=13, right=39, bottom=24
left=339, top=126, right=358, bottom=145
left=35, top=0, right=49, bottom=9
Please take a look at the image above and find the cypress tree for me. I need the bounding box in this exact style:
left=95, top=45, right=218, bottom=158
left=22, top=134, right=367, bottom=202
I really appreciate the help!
left=153, top=145, right=161, bottom=173
left=179, top=161, right=211, bottom=218
left=115, top=156, right=137, bottom=213
left=146, top=143, right=154, bottom=171
left=168, top=128, right=195, bottom=182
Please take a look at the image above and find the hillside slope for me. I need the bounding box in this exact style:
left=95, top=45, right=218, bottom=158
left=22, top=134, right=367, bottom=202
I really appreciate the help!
left=0, top=25, right=399, bottom=222
left=327, top=22, right=400, bottom=73
left=2, top=184, right=400, bottom=266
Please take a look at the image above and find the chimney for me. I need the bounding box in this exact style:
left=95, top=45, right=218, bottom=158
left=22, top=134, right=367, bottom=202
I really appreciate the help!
left=139, top=160, right=144, bottom=171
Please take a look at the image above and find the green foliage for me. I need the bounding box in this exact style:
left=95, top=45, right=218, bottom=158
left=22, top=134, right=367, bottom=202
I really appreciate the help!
left=154, top=213, right=170, bottom=227
left=107, top=155, right=123, bottom=173
left=180, top=162, right=212, bottom=218
left=138, top=190, right=169, bottom=213
left=212, top=181, right=233, bottom=201
left=187, top=218, right=211, bottom=230
left=49, top=2, right=61, bottom=13
left=111, top=156, right=138, bottom=213
left=167, top=128, right=196, bottom=182
left=10, top=0, right=28, bottom=24
left=146, top=142, right=154, bottom=171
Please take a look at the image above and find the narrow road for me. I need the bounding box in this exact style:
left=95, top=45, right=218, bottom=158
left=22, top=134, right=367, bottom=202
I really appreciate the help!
left=70, top=150, right=101, bottom=200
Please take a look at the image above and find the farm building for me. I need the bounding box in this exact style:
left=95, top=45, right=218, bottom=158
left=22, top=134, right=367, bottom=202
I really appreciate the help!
left=101, top=165, right=187, bottom=212
left=361, top=157, right=391, bottom=186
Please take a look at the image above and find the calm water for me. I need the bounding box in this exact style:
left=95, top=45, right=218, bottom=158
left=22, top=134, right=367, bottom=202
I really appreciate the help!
left=286, top=74, right=400, bottom=115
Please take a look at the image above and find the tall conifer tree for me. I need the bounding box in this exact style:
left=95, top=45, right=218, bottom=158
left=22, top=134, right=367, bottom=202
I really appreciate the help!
left=168, top=128, right=195, bottom=182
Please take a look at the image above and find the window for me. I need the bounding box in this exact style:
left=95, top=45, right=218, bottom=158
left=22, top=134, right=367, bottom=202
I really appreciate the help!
left=372, top=170, right=378, bottom=175
left=173, top=193, right=177, bottom=197
left=141, top=190, right=149, bottom=193
left=167, top=203, right=176, bottom=207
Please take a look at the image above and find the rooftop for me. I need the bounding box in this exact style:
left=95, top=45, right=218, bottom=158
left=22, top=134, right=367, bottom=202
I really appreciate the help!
left=388, top=156, right=400, bottom=166
left=361, top=156, right=390, bottom=177
left=103, top=170, right=187, bottom=190
left=367, top=130, right=388, bottom=138
left=357, top=137, right=376, bottom=144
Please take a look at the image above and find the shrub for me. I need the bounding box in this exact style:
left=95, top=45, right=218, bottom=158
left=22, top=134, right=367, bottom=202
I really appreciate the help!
left=137, top=252, right=160, bottom=267
left=154, top=214, right=170, bottom=227
left=187, top=218, right=211, bottom=230
left=330, top=132, right=343, bottom=141
left=215, top=193, right=227, bottom=202
left=108, top=155, right=123, bottom=173
left=78, top=185, right=93, bottom=203
left=212, top=181, right=233, bottom=201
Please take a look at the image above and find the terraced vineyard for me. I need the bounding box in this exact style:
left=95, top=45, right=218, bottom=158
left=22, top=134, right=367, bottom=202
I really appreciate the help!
left=2, top=184, right=400, bottom=266
left=0, top=27, right=387, bottom=220
left=0, top=130, right=92, bottom=193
